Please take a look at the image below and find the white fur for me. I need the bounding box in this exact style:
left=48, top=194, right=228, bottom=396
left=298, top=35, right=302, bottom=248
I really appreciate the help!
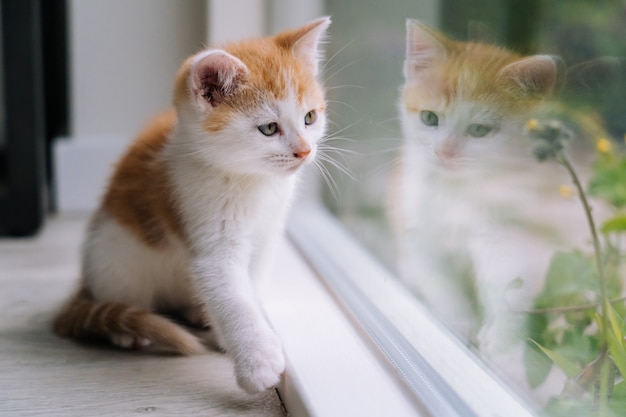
left=84, top=212, right=195, bottom=312
left=165, top=93, right=319, bottom=391
left=168, top=53, right=328, bottom=387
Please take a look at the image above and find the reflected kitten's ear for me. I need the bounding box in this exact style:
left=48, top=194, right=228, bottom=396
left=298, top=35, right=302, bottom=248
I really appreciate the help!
left=499, top=55, right=560, bottom=97
left=404, top=19, right=448, bottom=79
left=275, top=16, right=331, bottom=76
left=190, top=50, right=249, bottom=110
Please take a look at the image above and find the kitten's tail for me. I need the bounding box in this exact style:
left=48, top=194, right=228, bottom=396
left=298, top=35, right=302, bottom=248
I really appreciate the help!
left=53, top=289, right=205, bottom=355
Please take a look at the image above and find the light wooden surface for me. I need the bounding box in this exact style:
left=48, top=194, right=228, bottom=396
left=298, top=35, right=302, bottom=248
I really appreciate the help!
left=0, top=214, right=285, bottom=417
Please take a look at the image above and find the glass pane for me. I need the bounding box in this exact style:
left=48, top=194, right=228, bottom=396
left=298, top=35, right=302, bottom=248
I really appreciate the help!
left=322, top=0, right=626, bottom=414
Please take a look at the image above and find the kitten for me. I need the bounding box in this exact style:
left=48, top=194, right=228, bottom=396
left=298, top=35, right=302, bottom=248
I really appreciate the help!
left=54, top=17, right=330, bottom=393
left=389, top=20, right=571, bottom=351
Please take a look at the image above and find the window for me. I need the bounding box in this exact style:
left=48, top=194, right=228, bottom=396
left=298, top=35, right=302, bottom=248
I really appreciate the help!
left=305, top=1, right=626, bottom=416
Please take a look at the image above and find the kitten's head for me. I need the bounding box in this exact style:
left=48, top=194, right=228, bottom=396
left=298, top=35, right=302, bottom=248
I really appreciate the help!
left=172, top=17, right=330, bottom=176
left=400, top=20, right=558, bottom=168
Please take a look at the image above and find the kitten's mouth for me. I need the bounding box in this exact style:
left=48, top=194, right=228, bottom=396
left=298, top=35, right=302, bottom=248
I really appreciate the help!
left=436, top=157, right=461, bottom=170
left=270, top=156, right=308, bottom=174
left=286, top=159, right=308, bottom=172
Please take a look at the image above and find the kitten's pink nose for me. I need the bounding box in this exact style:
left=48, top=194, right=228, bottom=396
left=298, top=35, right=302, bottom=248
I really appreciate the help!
left=294, top=147, right=311, bottom=159
left=293, top=139, right=311, bottom=159
left=436, top=145, right=456, bottom=159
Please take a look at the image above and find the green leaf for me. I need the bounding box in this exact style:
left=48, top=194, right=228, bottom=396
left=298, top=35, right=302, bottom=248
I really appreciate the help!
left=556, top=329, right=596, bottom=365
left=608, top=332, right=626, bottom=382
left=524, top=340, right=554, bottom=388
left=606, top=303, right=626, bottom=380
left=529, top=339, right=582, bottom=379
left=601, top=216, right=626, bottom=234
left=607, top=302, right=625, bottom=341
left=524, top=312, right=556, bottom=388
left=536, top=251, right=597, bottom=308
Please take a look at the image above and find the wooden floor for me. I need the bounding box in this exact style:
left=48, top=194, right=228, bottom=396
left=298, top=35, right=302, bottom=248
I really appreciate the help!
left=0, top=214, right=285, bottom=417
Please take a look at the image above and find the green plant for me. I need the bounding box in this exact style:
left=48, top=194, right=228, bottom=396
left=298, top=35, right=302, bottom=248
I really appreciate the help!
left=524, top=119, right=626, bottom=416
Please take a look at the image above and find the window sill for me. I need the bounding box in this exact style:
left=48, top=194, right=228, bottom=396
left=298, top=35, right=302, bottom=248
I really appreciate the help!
left=257, top=219, right=419, bottom=416
left=258, top=204, right=536, bottom=417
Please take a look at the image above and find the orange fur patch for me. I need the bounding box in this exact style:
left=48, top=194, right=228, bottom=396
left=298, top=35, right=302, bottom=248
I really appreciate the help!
left=100, top=110, right=185, bottom=247
left=402, top=40, right=540, bottom=115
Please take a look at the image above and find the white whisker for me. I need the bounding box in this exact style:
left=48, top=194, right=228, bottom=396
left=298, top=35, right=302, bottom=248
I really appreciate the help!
left=325, top=85, right=365, bottom=92
left=316, top=151, right=356, bottom=182
left=323, top=59, right=363, bottom=84
left=312, top=159, right=341, bottom=202
left=321, top=36, right=360, bottom=73
left=326, top=99, right=360, bottom=114
left=325, top=118, right=363, bottom=139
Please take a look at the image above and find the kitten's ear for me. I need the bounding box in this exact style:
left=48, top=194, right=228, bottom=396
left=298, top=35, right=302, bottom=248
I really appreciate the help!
left=189, top=50, right=248, bottom=110
left=499, top=55, right=560, bottom=97
left=275, top=16, right=331, bottom=76
left=404, top=20, right=448, bottom=79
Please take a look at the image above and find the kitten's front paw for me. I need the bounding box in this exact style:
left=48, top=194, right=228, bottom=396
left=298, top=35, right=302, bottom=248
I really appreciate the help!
left=234, top=331, right=285, bottom=393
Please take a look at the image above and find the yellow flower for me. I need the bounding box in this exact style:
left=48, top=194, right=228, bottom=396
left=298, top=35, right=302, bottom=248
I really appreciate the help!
left=559, top=185, right=574, bottom=198
left=596, top=138, right=612, bottom=153
left=525, top=118, right=540, bottom=131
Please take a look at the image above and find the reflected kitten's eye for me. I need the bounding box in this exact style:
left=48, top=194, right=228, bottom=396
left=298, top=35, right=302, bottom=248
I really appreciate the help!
left=258, top=122, right=279, bottom=136
left=467, top=123, right=492, bottom=138
left=420, top=110, right=439, bottom=127
left=304, top=110, right=317, bottom=126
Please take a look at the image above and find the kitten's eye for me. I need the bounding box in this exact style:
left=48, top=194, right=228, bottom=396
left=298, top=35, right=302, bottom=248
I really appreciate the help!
left=304, top=110, right=317, bottom=126
left=467, top=123, right=492, bottom=138
left=258, top=122, right=279, bottom=136
left=420, top=110, right=439, bottom=127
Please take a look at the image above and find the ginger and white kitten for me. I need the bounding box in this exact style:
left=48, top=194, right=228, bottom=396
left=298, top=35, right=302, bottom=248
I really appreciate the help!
left=54, top=17, right=330, bottom=393
left=389, top=20, right=582, bottom=352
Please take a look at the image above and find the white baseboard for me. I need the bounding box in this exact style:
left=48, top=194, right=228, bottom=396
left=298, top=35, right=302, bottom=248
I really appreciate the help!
left=53, top=135, right=131, bottom=213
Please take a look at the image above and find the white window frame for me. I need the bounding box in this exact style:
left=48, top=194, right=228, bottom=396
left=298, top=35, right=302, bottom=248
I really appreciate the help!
left=259, top=204, right=537, bottom=417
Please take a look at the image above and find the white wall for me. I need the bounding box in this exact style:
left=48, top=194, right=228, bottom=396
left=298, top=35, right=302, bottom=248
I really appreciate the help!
left=70, top=0, right=206, bottom=139
left=207, top=0, right=265, bottom=44
left=55, top=0, right=206, bottom=212
left=268, top=0, right=324, bottom=33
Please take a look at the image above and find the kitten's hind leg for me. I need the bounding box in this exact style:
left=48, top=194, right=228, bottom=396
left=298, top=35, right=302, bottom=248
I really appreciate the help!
left=180, top=305, right=211, bottom=330
left=179, top=305, right=227, bottom=352
left=155, top=305, right=226, bottom=351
